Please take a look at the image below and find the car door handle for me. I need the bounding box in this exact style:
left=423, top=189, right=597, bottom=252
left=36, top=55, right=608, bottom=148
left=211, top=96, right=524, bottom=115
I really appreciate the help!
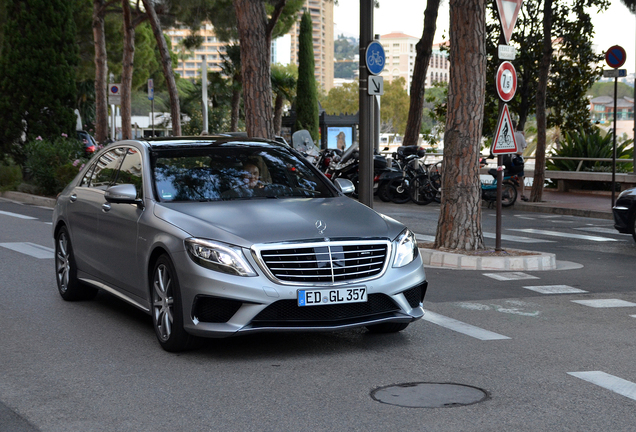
left=70, top=194, right=77, bottom=202
left=102, top=203, right=111, bottom=212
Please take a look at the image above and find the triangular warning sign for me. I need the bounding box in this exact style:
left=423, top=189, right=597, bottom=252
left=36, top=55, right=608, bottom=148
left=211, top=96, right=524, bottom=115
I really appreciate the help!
left=492, top=104, right=518, bottom=155
left=496, top=0, right=523, bottom=45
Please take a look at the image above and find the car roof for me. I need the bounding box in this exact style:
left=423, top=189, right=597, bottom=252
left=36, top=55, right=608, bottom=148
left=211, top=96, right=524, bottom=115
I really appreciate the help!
left=136, top=135, right=287, bottom=150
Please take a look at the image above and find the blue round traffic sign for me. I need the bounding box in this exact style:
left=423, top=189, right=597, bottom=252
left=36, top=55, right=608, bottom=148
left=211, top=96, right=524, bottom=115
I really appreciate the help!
left=365, top=41, right=385, bottom=76
left=605, top=45, right=626, bottom=69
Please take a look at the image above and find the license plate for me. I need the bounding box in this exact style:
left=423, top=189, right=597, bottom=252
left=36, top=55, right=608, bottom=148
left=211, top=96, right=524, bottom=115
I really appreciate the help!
left=297, top=287, right=367, bottom=307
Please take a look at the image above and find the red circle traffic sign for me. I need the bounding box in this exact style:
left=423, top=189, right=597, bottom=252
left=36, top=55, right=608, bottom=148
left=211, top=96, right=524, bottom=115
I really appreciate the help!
left=605, top=45, right=626, bottom=69
left=496, top=61, right=517, bottom=102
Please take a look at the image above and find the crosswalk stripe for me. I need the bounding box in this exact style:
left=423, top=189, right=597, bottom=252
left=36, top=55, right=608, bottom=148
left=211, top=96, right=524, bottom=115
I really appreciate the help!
left=0, top=210, right=37, bottom=220
left=574, top=227, right=629, bottom=236
left=508, top=228, right=619, bottom=242
left=0, top=242, right=54, bottom=259
left=483, top=232, right=555, bottom=243
left=571, top=299, right=636, bottom=308
left=483, top=272, right=539, bottom=281
left=522, top=285, right=587, bottom=294
left=568, top=371, right=636, bottom=401
left=422, top=310, right=511, bottom=340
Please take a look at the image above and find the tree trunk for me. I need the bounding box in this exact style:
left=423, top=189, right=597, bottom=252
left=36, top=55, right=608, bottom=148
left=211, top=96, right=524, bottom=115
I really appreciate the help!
left=273, top=94, right=284, bottom=136
left=434, top=0, right=486, bottom=251
left=93, top=0, right=109, bottom=144
left=120, top=0, right=134, bottom=140
left=230, top=88, right=241, bottom=131
left=142, top=0, right=181, bottom=136
left=531, top=0, right=553, bottom=202
left=234, top=0, right=275, bottom=139
left=402, top=0, right=441, bottom=147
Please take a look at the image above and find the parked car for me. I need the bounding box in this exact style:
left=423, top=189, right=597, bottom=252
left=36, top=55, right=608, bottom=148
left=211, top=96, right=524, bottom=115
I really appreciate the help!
left=52, top=136, right=428, bottom=352
left=76, top=130, right=96, bottom=156
left=613, top=186, right=636, bottom=243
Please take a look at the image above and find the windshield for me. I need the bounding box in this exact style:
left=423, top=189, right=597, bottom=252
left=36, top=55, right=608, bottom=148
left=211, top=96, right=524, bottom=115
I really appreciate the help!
left=151, top=143, right=336, bottom=202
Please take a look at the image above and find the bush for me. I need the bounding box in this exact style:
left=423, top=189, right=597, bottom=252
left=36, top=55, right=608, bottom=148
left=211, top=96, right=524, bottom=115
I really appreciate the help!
left=547, top=128, right=633, bottom=173
left=0, top=164, right=22, bottom=191
left=23, top=135, right=86, bottom=196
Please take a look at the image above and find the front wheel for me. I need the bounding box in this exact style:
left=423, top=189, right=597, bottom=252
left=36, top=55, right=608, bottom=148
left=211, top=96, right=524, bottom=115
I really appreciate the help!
left=410, top=174, right=434, bottom=205
left=151, top=255, right=196, bottom=352
left=629, top=211, right=636, bottom=243
left=501, top=182, right=518, bottom=207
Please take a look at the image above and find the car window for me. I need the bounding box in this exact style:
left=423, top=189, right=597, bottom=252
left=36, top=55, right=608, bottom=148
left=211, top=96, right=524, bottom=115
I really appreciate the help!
left=151, top=144, right=335, bottom=202
left=90, top=148, right=127, bottom=190
left=113, top=149, right=143, bottom=198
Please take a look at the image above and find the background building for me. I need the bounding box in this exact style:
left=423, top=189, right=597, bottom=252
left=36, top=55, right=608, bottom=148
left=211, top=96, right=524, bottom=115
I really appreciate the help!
left=379, top=33, right=449, bottom=92
left=166, top=1, right=334, bottom=92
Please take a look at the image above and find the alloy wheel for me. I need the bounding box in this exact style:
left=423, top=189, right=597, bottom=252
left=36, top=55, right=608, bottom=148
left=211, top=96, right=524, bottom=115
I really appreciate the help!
left=153, top=264, right=174, bottom=342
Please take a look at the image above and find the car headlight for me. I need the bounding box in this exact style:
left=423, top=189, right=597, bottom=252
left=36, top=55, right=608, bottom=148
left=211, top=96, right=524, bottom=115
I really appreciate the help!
left=393, top=228, right=418, bottom=268
left=185, top=238, right=257, bottom=277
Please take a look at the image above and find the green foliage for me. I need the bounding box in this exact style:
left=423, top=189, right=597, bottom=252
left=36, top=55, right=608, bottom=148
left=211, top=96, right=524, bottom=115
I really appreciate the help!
left=23, top=135, right=87, bottom=196
left=483, top=0, right=609, bottom=137
left=0, top=163, right=22, bottom=191
left=0, top=0, right=79, bottom=161
left=294, top=11, right=319, bottom=141
left=547, top=128, right=634, bottom=173
left=321, top=82, right=359, bottom=115
left=588, top=82, right=634, bottom=99
left=381, top=77, right=410, bottom=134
left=334, top=34, right=359, bottom=60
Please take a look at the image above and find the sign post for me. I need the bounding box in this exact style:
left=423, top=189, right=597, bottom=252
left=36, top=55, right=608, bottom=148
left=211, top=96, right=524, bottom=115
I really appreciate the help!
left=148, top=79, right=155, bottom=136
left=604, top=45, right=627, bottom=207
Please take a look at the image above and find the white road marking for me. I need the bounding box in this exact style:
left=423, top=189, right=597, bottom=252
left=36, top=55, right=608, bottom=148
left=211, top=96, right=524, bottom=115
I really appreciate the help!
left=631, top=315, right=636, bottom=318
left=0, top=210, right=37, bottom=220
left=483, top=272, right=540, bottom=281
left=571, top=299, right=636, bottom=308
left=522, top=285, right=587, bottom=294
left=422, top=310, right=511, bottom=340
left=508, top=228, right=619, bottom=242
left=415, top=234, right=436, bottom=242
left=574, top=226, right=629, bottom=236
left=568, top=371, right=636, bottom=401
left=0, top=242, right=54, bottom=259
left=483, top=232, right=555, bottom=243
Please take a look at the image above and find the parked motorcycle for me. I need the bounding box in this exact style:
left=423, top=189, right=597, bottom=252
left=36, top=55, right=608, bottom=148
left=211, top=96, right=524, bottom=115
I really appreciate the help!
left=325, top=143, right=391, bottom=198
left=480, top=155, right=523, bottom=207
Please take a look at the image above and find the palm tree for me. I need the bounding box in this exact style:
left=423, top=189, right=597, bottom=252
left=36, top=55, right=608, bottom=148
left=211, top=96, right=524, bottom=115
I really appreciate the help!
left=270, top=64, right=297, bottom=136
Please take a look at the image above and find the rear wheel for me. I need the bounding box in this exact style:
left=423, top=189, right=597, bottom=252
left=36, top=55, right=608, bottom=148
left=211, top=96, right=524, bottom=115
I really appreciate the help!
left=388, top=177, right=411, bottom=204
left=55, top=226, right=98, bottom=301
left=410, top=174, right=434, bottom=205
left=501, top=182, right=518, bottom=207
left=366, top=322, right=409, bottom=333
left=630, top=211, right=636, bottom=243
left=151, top=255, right=196, bottom=352
left=377, top=181, right=392, bottom=202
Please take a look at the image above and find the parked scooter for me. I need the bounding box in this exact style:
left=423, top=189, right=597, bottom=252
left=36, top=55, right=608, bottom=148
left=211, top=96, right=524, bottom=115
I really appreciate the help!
left=480, top=155, right=523, bottom=207
left=325, top=143, right=391, bottom=198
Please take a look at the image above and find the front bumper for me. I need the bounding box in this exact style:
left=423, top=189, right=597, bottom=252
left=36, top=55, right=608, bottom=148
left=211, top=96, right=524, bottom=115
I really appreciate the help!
left=174, top=248, right=428, bottom=338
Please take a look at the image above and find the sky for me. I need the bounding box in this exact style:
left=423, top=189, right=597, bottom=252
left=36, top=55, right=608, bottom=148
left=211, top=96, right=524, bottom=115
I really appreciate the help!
left=334, top=0, right=636, bottom=74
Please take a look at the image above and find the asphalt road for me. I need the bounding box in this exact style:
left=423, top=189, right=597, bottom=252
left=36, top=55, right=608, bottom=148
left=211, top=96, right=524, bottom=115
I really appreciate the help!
left=1, top=197, right=635, bottom=431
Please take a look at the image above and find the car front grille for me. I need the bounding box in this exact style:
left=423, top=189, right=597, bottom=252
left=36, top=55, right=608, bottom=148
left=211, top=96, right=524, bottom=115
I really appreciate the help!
left=254, top=240, right=390, bottom=285
left=251, top=293, right=400, bottom=327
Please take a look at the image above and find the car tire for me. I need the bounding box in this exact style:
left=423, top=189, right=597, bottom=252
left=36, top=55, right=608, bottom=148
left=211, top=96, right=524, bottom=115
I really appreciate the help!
left=630, top=210, right=636, bottom=243
left=366, top=322, right=409, bottom=333
left=151, top=255, right=196, bottom=352
left=55, top=226, right=98, bottom=301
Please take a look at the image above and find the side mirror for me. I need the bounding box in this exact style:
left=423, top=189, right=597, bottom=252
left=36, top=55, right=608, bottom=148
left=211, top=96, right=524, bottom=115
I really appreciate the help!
left=334, top=178, right=355, bottom=196
left=105, top=184, right=143, bottom=206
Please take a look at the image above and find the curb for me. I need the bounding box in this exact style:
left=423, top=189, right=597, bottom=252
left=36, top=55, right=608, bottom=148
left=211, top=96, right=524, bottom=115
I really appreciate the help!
left=419, top=247, right=557, bottom=271
left=513, top=201, right=612, bottom=220
left=0, top=191, right=56, bottom=208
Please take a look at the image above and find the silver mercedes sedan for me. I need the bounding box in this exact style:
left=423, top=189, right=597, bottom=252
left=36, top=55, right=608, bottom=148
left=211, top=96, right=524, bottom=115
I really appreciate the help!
left=52, top=137, right=428, bottom=352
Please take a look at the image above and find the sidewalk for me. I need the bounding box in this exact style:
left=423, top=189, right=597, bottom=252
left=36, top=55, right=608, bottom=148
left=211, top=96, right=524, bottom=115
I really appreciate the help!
left=513, top=189, right=615, bottom=220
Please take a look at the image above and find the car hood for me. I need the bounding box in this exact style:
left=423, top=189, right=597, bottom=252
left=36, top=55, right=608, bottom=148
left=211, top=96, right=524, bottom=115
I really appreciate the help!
left=153, top=197, right=405, bottom=247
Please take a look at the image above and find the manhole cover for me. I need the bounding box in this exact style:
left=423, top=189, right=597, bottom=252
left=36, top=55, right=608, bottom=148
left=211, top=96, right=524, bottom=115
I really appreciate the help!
left=371, top=382, right=488, bottom=408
